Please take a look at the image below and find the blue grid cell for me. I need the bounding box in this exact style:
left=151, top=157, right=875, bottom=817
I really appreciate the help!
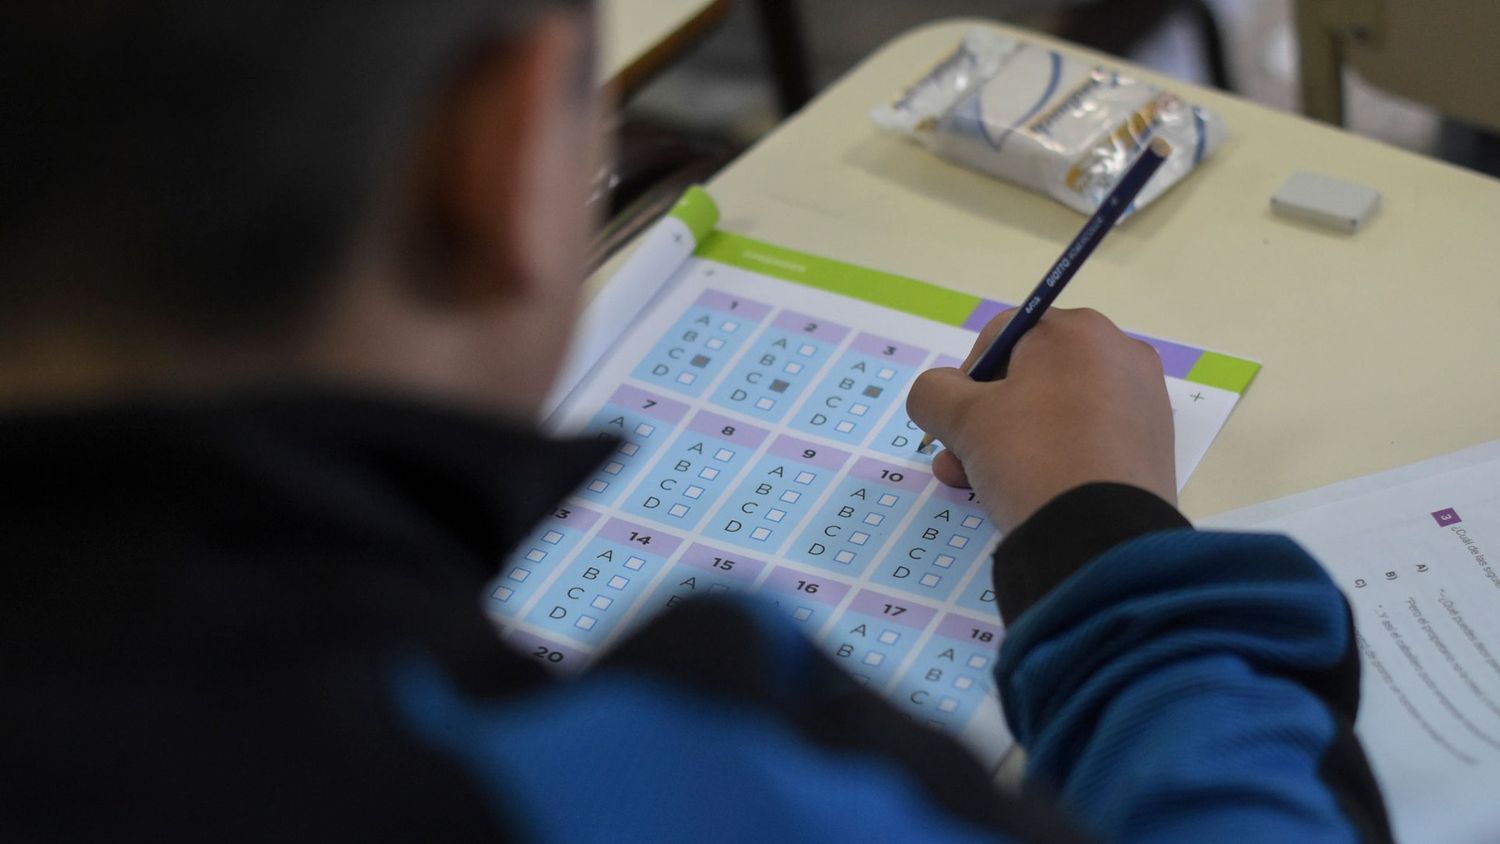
left=526, top=519, right=682, bottom=646
left=869, top=412, right=937, bottom=463
left=631, top=290, right=771, bottom=397
left=786, top=457, right=931, bottom=577
left=639, top=543, right=769, bottom=618
left=822, top=589, right=938, bottom=690
left=955, top=555, right=1002, bottom=617
left=870, top=483, right=996, bottom=601
left=701, top=435, right=850, bottom=552
left=621, top=411, right=769, bottom=530
left=788, top=332, right=929, bottom=446
left=869, top=356, right=960, bottom=463
left=892, top=614, right=1003, bottom=733
left=488, top=504, right=605, bottom=619
left=758, top=566, right=851, bottom=633
left=576, top=386, right=691, bottom=505
left=709, top=310, right=849, bottom=422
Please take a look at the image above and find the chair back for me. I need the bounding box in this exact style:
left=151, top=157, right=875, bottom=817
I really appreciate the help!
left=1296, top=0, right=1500, bottom=133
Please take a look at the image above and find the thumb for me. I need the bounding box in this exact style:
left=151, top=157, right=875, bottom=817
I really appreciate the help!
left=909, top=367, right=982, bottom=489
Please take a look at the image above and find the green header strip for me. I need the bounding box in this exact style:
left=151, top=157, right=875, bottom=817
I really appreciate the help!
left=1186, top=352, right=1261, bottom=393
left=690, top=220, right=1260, bottom=395
left=668, top=187, right=720, bottom=243
left=695, top=230, right=982, bottom=326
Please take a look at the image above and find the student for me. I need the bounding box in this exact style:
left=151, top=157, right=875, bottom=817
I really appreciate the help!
left=0, top=1, right=1391, bottom=841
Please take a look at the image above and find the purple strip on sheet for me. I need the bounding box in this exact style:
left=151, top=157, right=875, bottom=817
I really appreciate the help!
left=771, top=310, right=851, bottom=343
left=505, top=630, right=590, bottom=671
left=936, top=612, right=1003, bottom=642
left=928, top=482, right=984, bottom=509
left=848, top=457, right=932, bottom=492
left=677, top=544, right=768, bottom=583
left=961, top=299, right=1015, bottom=332
left=684, top=410, right=771, bottom=447
left=545, top=504, right=604, bottom=532
left=606, top=385, right=691, bottom=422
left=963, top=299, right=1206, bottom=377
left=849, top=333, right=927, bottom=367
left=760, top=566, right=849, bottom=605
left=598, top=518, right=684, bottom=554
left=694, top=289, right=772, bottom=320
left=847, top=590, right=938, bottom=629
left=767, top=435, right=851, bottom=470
left=1127, top=332, right=1203, bottom=379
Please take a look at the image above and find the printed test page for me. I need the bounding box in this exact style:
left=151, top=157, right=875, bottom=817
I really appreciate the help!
left=1210, top=441, right=1500, bottom=844
left=491, top=235, right=1258, bottom=766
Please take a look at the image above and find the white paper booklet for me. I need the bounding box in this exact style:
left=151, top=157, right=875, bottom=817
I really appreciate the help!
left=1208, top=440, right=1500, bottom=844
left=492, top=189, right=1260, bottom=767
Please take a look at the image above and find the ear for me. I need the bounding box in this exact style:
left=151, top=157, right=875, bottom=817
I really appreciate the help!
left=414, top=12, right=593, bottom=306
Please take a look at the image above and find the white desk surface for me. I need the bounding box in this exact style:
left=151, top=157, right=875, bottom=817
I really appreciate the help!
left=598, top=0, right=725, bottom=91
left=590, top=19, right=1500, bottom=519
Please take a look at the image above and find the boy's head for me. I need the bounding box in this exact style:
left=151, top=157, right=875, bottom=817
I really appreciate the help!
left=1, top=0, right=599, bottom=416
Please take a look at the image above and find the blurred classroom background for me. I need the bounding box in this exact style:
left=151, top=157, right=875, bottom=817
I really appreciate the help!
left=606, top=0, right=1499, bottom=217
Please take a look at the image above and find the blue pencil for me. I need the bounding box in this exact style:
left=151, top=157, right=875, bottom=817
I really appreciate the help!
left=918, top=136, right=1172, bottom=452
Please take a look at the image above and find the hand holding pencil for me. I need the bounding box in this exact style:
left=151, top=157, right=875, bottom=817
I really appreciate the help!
left=906, top=138, right=1178, bottom=531
left=907, top=307, right=1177, bottom=532
left=915, top=137, right=1172, bottom=454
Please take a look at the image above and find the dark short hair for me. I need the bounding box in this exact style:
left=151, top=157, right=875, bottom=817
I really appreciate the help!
left=0, top=0, right=589, bottom=346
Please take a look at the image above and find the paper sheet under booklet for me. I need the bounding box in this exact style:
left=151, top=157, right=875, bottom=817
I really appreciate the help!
left=1210, top=440, right=1500, bottom=844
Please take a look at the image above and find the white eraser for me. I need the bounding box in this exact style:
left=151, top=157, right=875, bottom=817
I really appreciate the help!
left=1270, top=171, right=1380, bottom=233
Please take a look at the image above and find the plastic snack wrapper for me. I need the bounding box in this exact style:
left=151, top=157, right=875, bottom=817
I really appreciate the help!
left=872, top=29, right=1227, bottom=215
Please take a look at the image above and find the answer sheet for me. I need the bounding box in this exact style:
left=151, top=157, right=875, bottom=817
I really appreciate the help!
left=1209, top=441, right=1500, bottom=844
left=490, top=208, right=1259, bottom=766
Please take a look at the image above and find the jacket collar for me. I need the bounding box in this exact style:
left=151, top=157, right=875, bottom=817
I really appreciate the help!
left=0, top=383, right=616, bottom=586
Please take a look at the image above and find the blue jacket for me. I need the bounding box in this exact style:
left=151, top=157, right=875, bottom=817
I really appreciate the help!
left=0, top=391, right=1391, bottom=841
